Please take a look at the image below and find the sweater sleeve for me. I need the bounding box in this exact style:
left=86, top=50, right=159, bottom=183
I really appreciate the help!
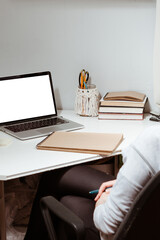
left=93, top=144, right=153, bottom=237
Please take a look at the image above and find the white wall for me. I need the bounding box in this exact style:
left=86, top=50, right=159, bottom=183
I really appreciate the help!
left=0, top=0, right=156, bottom=111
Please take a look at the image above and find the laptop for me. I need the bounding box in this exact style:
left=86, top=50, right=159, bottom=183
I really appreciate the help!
left=0, top=71, right=83, bottom=140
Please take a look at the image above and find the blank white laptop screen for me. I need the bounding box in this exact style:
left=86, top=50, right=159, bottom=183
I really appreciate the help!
left=0, top=74, right=56, bottom=123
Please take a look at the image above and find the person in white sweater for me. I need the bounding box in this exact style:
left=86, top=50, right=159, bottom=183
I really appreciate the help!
left=93, top=125, right=159, bottom=240
left=24, top=125, right=159, bottom=240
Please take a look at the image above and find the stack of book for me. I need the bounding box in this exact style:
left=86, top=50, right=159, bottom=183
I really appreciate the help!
left=98, top=91, right=147, bottom=120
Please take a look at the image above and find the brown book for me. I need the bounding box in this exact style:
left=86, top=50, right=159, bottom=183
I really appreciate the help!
left=104, top=91, right=145, bottom=102
left=98, top=112, right=144, bottom=120
left=100, top=96, right=147, bottom=107
left=37, top=131, right=123, bottom=155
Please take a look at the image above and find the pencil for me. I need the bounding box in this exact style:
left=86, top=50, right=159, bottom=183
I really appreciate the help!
left=89, top=187, right=112, bottom=194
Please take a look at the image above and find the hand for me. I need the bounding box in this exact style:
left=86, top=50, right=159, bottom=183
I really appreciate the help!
left=94, top=179, right=116, bottom=202
left=95, top=192, right=110, bottom=207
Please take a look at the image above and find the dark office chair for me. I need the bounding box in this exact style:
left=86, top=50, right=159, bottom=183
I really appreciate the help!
left=40, top=171, right=160, bottom=240
left=40, top=195, right=85, bottom=240
left=113, top=171, right=160, bottom=240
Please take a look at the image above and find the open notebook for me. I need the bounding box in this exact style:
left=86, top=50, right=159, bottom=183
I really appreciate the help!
left=37, top=131, right=123, bottom=155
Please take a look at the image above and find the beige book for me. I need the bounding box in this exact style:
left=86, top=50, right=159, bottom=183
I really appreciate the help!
left=104, top=91, right=145, bottom=102
left=37, top=131, right=123, bottom=155
left=100, top=97, right=147, bottom=107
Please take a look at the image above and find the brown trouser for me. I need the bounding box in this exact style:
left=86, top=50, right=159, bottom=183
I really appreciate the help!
left=24, top=165, right=114, bottom=240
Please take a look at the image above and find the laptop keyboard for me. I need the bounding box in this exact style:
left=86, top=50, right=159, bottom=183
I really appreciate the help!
left=6, top=117, right=68, bottom=133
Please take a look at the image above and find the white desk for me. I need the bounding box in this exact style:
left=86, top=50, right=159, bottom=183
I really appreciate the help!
left=0, top=110, right=159, bottom=239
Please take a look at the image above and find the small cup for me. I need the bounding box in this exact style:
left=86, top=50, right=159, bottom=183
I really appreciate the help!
left=75, top=84, right=100, bottom=117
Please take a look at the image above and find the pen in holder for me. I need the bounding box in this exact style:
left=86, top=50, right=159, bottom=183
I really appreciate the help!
left=75, top=84, right=100, bottom=117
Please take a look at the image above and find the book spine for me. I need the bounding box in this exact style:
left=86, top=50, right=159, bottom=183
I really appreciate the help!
left=100, top=96, right=147, bottom=108
left=98, top=113, right=144, bottom=120
left=100, top=101, right=144, bottom=107
left=98, top=106, right=143, bottom=114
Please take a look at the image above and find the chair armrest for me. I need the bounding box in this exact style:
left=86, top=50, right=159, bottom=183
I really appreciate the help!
left=40, top=196, right=85, bottom=240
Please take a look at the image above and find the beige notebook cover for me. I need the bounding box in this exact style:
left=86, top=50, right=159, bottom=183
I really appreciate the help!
left=100, top=96, right=147, bottom=107
left=104, top=91, right=145, bottom=102
left=37, top=132, right=123, bottom=155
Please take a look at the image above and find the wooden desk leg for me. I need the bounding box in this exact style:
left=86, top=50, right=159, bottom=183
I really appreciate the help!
left=0, top=181, right=6, bottom=240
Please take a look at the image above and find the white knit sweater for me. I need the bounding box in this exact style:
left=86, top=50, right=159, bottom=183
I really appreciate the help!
left=93, top=125, right=160, bottom=240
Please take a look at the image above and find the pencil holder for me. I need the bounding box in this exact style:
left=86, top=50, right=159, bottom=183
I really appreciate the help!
left=75, top=84, right=100, bottom=117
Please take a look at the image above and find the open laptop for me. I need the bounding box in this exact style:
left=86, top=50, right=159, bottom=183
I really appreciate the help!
left=0, top=71, right=83, bottom=140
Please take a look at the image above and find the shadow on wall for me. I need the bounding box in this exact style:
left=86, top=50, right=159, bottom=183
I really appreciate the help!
left=54, top=88, right=62, bottom=110
left=144, top=99, right=151, bottom=113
